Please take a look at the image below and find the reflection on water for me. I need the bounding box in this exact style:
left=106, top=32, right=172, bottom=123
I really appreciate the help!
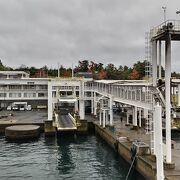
left=0, top=134, right=144, bottom=180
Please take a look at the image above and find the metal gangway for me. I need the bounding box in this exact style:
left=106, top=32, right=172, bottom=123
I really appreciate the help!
left=55, top=113, right=77, bottom=132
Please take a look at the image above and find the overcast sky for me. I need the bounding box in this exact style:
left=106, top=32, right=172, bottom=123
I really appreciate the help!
left=0, top=0, right=180, bottom=71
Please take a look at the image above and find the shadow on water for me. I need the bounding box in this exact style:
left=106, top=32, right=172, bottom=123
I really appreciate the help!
left=44, top=133, right=145, bottom=180
left=5, top=136, right=40, bottom=144
left=56, top=135, right=76, bottom=175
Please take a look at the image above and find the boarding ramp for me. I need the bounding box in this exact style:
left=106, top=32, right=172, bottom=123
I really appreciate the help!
left=55, top=113, right=77, bottom=132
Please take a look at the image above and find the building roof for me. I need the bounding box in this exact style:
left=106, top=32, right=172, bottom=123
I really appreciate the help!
left=94, top=80, right=121, bottom=84
left=0, top=71, right=29, bottom=76
left=94, top=79, right=147, bottom=85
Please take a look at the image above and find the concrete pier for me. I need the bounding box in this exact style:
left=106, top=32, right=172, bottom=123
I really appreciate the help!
left=5, top=125, right=40, bottom=139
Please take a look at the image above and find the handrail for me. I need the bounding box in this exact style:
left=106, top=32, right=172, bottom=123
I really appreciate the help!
left=68, top=113, right=76, bottom=126
left=151, top=20, right=180, bottom=37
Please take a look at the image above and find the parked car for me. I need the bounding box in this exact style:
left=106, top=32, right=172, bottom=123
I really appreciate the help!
left=12, top=106, right=18, bottom=111
left=7, top=106, right=12, bottom=111
left=19, top=107, right=25, bottom=111
left=26, top=105, right=32, bottom=111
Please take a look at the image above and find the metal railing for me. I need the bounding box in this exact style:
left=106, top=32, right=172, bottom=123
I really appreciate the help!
left=85, top=83, right=153, bottom=107
left=151, top=20, right=180, bottom=37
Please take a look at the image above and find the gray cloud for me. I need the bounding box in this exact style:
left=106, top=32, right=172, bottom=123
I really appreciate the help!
left=0, top=0, right=180, bottom=71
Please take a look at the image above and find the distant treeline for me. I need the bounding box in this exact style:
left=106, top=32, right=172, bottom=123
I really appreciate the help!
left=1, top=59, right=180, bottom=80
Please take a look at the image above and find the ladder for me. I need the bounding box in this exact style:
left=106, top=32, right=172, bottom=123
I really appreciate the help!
left=145, top=31, right=154, bottom=154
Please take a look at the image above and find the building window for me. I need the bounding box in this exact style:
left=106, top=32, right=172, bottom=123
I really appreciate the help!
left=23, top=85, right=36, bottom=90
left=9, top=85, right=21, bottom=90
left=9, top=93, right=21, bottom=98
left=0, top=93, right=6, bottom=97
left=38, top=85, right=47, bottom=90
left=27, top=82, right=34, bottom=85
left=38, top=93, right=45, bottom=97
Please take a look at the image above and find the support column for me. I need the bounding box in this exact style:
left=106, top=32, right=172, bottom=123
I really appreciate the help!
left=126, top=111, right=129, bottom=125
left=133, top=106, right=137, bottom=126
left=48, top=82, right=53, bottom=120
left=139, top=108, right=142, bottom=127
left=79, top=100, right=85, bottom=120
left=154, top=104, right=164, bottom=180
left=91, top=91, right=94, bottom=114
left=143, top=108, right=148, bottom=119
left=99, top=110, right=102, bottom=125
left=172, top=86, right=176, bottom=108
left=143, top=108, right=148, bottom=129
left=165, top=33, right=172, bottom=163
left=103, top=110, right=105, bottom=128
left=159, top=40, right=162, bottom=79
left=152, top=40, right=157, bottom=86
left=94, top=92, right=97, bottom=116
left=79, top=80, right=85, bottom=120
left=109, top=97, right=113, bottom=126
left=178, top=84, right=180, bottom=107
left=75, top=100, right=78, bottom=112
left=105, top=110, right=108, bottom=125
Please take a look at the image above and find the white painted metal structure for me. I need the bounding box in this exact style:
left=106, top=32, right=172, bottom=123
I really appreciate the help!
left=85, top=80, right=154, bottom=132
left=150, top=20, right=180, bottom=164
left=154, top=104, right=164, bottom=180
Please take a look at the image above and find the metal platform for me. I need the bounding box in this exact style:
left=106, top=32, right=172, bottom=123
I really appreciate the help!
left=151, top=20, right=180, bottom=41
left=57, top=114, right=77, bottom=132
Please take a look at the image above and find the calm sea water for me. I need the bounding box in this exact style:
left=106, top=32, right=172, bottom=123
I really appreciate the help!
left=0, top=134, right=144, bottom=180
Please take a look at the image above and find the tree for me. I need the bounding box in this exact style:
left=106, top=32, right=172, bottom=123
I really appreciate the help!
left=133, top=61, right=146, bottom=79
left=128, top=69, right=140, bottom=80
left=76, top=60, right=89, bottom=72
left=0, top=60, right=8, bottom=71
left=29, top=67, right=38, bottom=76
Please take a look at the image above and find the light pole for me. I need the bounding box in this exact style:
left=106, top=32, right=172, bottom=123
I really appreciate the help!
left=162, top=6, right=166, bottom=23
left=176, top=11, right=180, bottom=14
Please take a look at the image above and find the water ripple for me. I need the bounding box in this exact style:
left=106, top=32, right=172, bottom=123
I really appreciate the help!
left=0, top=134, right=144, bottom=180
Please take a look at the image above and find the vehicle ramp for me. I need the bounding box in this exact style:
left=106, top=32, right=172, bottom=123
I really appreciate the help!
left=55, top=113, right=77, bottom=132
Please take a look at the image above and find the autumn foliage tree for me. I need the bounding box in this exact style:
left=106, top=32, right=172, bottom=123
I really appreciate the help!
left=1, top=59, right=174, bottom=80
left=128, top=69, right=140, bottom=80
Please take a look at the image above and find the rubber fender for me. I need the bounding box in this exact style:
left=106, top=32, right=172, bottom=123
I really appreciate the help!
left=114, top=140, right=118, bottom=152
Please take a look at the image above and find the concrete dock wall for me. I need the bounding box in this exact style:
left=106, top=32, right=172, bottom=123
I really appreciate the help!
left=95, top=124, right=117, bottom=150
left=94, top=123, right=156, bottom=180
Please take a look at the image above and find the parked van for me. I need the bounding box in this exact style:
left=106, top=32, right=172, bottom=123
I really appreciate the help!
left=7, top=106, right=12, bottom=111
left=26, top=105, right=32, bottom=111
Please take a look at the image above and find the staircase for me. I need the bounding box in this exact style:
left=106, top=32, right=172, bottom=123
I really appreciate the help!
left=152, top=87, right=165, bottom=107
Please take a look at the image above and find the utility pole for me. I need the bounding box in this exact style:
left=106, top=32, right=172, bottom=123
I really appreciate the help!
left=58, top=63, right=60, bottom=78
left=162, top=6, right=166, bottom=22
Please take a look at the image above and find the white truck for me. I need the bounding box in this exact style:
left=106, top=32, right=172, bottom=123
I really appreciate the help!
left=7, top=102, right=32, bottom=111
